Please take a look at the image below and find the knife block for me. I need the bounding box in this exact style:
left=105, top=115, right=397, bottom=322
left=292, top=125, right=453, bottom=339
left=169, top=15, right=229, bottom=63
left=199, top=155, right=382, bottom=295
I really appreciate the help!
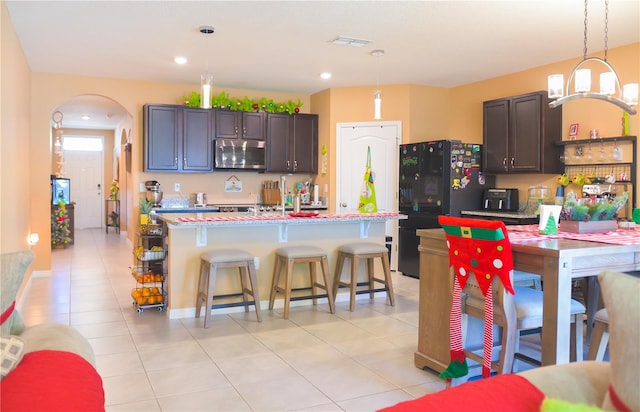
left=262, top=188, right=281, bottom=205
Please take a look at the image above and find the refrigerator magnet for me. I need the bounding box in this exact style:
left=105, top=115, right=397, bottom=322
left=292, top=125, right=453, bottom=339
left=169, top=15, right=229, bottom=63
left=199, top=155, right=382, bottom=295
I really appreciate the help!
left=478, top=172, right=486, bottom=185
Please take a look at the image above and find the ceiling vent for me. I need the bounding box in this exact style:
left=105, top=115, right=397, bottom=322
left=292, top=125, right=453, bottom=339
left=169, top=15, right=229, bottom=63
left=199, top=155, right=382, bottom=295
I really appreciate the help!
left=331, top=36, right=371, bottom=47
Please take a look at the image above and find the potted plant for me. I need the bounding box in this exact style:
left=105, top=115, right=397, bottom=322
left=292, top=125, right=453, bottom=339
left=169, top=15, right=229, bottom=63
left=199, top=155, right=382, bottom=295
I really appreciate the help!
left=139, top=197, right=153, bottom=231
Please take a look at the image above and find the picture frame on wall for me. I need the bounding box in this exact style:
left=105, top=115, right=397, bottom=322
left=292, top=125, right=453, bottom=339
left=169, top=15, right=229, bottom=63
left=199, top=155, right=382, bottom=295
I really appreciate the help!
left=569, top=123, right=579, bottom=139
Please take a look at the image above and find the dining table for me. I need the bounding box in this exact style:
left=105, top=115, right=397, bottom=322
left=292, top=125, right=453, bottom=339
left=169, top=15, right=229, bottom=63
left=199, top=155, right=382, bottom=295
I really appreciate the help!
left=414, top=224, right=640, bottom=373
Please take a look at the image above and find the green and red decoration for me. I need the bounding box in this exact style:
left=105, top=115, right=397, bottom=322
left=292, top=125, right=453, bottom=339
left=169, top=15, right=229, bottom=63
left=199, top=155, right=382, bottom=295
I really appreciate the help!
left=182, top=91, right=303, bottom=114
left=437, top=215, right=515, bottom=382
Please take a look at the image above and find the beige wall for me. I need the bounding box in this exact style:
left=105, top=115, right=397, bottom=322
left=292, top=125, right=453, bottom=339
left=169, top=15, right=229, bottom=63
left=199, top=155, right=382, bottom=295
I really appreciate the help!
left=1, top=0, right=638, bottom=277
left=1, top=2, right=32, bottom=255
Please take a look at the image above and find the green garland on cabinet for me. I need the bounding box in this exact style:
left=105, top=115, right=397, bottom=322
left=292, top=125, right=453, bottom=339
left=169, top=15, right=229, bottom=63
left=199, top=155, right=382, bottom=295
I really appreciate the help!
left=182, top=91, right=303, bottom=115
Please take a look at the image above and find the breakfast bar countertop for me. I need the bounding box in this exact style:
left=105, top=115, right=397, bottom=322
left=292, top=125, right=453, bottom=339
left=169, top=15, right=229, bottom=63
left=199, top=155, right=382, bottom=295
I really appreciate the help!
left=157, top=211, right=407, bottom=227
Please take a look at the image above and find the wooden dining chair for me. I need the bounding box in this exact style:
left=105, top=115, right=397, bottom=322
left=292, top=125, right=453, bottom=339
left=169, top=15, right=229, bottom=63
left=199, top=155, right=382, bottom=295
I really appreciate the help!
left=437, top=216, right=585, bottom=385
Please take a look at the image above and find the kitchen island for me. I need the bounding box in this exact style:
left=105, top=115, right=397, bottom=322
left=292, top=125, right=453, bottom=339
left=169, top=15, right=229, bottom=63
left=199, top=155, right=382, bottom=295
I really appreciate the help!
left=156, top=212, right=406, bottom=319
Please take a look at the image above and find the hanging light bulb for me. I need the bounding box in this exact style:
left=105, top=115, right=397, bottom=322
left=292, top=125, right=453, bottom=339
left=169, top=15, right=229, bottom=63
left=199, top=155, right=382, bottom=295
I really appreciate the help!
left=199, top=26, right=215, bottom=109
left=371, top=49, right=384, bottom=120
left=201, top=74, right=213, bottom=109
left=374, top=91, right=382, bottom=120
left=546, top=0, right=637, bottom=114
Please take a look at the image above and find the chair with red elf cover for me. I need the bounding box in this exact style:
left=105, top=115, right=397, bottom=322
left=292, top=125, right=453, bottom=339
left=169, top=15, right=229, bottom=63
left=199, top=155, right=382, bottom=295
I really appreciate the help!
left=437, top=216, right=585, bottom=385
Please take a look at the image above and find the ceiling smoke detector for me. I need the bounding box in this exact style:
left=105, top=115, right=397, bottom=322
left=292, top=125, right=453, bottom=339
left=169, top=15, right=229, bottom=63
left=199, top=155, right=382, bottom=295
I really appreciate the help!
left=199, top=25, right=215, bottom=35
left=331, top=36, right=371, bottom=47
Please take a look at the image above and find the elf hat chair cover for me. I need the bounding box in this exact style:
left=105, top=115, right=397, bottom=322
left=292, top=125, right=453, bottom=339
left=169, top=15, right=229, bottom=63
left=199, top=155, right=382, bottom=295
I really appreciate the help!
left=438, top=215, right=517, bottom=382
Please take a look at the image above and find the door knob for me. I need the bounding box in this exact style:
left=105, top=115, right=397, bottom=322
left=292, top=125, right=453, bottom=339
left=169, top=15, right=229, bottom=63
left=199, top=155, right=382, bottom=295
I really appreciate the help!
left=340, top=202, right=347, bottom=207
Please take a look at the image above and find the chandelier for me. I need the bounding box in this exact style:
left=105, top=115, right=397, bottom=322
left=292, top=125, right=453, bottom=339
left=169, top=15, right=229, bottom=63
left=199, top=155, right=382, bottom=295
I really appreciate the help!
left=547, top=0, right=638, bottom=115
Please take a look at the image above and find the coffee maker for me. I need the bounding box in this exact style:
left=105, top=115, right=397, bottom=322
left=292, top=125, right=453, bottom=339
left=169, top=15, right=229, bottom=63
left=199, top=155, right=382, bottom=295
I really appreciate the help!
left=145, top=180, right=163, bottom=207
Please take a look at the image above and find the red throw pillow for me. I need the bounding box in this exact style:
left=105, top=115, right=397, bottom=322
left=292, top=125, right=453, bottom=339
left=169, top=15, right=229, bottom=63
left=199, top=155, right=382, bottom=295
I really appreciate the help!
left=0, top=350, right=105, bottom=412
left=378, top=374, right=544, bottom=412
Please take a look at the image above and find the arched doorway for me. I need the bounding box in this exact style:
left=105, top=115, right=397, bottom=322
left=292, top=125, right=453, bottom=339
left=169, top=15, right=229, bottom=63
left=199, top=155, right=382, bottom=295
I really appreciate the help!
left=51, top=95, right=131, bottom=237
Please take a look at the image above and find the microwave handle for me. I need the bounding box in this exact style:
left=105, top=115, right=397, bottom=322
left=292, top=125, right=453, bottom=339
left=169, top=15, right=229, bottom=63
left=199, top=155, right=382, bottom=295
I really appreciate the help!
left=484, top=199, right=489, bottom=209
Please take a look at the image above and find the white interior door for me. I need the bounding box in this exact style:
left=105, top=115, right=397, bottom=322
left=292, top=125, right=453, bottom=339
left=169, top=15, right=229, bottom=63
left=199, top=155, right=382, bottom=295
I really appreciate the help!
left=64, top=145, right=104, bottom=229
left=336, top=122, right=400, bottom=267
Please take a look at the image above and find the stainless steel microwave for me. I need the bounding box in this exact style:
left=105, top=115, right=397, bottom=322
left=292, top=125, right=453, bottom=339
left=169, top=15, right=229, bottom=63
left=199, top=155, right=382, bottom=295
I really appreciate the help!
left=214, top=139, right=266, bottom=170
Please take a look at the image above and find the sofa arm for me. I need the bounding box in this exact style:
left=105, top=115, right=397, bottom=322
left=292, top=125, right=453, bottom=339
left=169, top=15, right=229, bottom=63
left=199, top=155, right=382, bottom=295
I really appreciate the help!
left=20, top=323, right=96, bottom=367
left=518, top=361, right=610, bottom=407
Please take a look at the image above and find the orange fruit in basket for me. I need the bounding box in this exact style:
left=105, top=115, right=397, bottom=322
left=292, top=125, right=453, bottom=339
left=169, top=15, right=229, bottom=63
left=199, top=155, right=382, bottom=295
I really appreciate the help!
left=151, top=287, right=160, bottom=295
left=157, top=295, right=164, bottom=303
left=136, top=296, right=145, bottom=305
left=147, top=295, right=156, bottom=305
left=154, top=274, right=163, bottom=282
left=141, top=287, right=151, bottom=297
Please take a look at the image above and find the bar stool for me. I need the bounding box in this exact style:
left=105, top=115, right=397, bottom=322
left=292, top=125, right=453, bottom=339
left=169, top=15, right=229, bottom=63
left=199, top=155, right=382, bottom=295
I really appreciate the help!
left=332, top=242, right=395, bottom=311
left=587, top=308, right=609, bottom=361
left=268, top=246, right=335, bottom=319
left=195, top=249, right=262, bottom=328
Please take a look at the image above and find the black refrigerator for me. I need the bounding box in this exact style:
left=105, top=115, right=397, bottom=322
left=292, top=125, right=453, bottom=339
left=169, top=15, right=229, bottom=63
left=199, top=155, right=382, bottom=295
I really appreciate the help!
left=398, top=140, right=495, bottom=278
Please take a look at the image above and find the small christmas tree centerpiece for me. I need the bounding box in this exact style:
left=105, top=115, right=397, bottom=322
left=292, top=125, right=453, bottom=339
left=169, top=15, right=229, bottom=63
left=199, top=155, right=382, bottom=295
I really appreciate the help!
left=51, top=200, right=72, bottom=248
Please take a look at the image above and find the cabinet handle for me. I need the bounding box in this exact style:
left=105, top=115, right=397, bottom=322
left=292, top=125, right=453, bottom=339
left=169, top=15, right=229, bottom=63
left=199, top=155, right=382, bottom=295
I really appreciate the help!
left=510, top=158, right=515, bottom=168
left=242, top=127, right=247, bottom=137
left=183, top=157, right=187, bottom=168
left=502, top=158, right=507, bottom=170
left=286, top=160, right=290, bottom=170
left=294, top=160, right=298, bottom=171
left=175, top=157, right=178, bottom=166
left=235, top=127, right=239, bottom=137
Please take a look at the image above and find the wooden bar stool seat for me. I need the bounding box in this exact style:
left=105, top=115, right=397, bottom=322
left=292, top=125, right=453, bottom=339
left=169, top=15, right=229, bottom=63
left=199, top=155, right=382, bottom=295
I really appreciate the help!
left=195, top=249, right=262, bottom=328
left=332, top=242, right=395, bottom=311
left=268, top=246, right=335, bottom=319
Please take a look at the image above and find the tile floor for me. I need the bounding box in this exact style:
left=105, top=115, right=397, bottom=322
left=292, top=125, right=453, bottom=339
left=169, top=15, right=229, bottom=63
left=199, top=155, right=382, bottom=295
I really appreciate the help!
left=18, top=229, right=447, bottom=411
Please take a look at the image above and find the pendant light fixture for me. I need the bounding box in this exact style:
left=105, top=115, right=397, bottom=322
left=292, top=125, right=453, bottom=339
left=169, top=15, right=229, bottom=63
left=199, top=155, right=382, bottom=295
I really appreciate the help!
left=199, top=25, right=215, bottom=109
left=547, top=0, right=637, bottom=114
left=371, top=49, right=384, bottom=120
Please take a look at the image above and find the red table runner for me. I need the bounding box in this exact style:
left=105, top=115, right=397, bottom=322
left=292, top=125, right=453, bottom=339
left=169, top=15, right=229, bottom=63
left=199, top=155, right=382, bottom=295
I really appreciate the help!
left=507, top=224, right=640, bottom=245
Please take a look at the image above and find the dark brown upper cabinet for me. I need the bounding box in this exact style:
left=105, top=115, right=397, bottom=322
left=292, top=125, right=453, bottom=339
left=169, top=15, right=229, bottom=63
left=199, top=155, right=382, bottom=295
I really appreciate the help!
left=214, top=110, right=265, bottom=140
left=144, top=104, right=213, bottom=172
left=266, top=113, right=318, bottom=174
left=483, top=91, right=562, bottom=174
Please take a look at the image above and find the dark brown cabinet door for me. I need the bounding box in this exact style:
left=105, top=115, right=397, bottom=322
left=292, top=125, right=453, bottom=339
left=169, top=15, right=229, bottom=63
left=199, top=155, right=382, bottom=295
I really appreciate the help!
left=183, top=108, right=213, bottom=171
left=144, top=105, right=180, bottom=171
left=242, top=112, right=266, bottom=140
left=483, top=100, right=509, bottom=173
left=510, top=94, right=542, bottom=172
left=215, top=110, right=240, bottom=139
left=266, top=113, right=291, bottom=173
left=215, top=110, right=265, bottom=140
left=292, top=114, right=318, bottom=174
left=483, top=91, right=562, bottom=174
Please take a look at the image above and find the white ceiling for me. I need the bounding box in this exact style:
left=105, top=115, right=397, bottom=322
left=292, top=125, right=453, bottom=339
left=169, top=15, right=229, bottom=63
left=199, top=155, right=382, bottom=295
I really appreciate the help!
left=6, top=0, right=640, bottom=130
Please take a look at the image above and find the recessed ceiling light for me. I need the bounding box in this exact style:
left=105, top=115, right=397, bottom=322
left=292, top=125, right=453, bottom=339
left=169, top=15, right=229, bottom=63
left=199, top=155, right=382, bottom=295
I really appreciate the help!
left=81, top=114, right=91, bottom=120
left=174, top=56, right=187, bottom=65
left=320, top=72, right=332, bottom=80
left=331, top=36, right=371, bottom=47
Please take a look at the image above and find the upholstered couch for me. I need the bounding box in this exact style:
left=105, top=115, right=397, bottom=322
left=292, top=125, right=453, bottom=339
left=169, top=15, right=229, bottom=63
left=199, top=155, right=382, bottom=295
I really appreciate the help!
left=380, top=270, right=639, bottom=411
left=1, top=251, right=105, bottom=411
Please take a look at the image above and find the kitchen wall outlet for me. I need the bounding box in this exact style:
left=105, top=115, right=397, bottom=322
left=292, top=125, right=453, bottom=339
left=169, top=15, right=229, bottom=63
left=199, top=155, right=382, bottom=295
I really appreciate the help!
left=324, top=183, right=328, bottom=193
left=174, top=183, right=180, bottom=192
left=253, top=257, right=259, bottom=270
left=139, top=183, right=145, bottom=192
